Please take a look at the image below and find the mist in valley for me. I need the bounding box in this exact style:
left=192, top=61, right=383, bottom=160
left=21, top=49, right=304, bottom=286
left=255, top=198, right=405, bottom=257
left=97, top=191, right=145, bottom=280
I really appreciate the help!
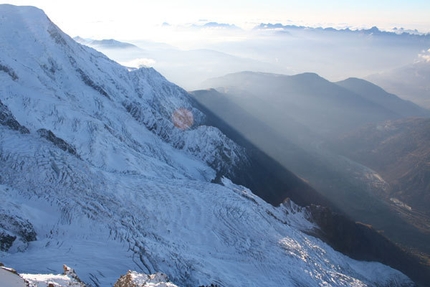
left=77, top=23, right=430, bottom=91
left=77, top=23, right=430, bottom=254
left=193, top=71, right=430, bottom=247
left=2, top=1, right=430, bottom=285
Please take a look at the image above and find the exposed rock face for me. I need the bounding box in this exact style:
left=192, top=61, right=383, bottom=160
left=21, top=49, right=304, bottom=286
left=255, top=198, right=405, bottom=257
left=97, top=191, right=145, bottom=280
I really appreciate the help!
left=0, top=214, right=37, bottom=252
left=0, top=232, right=16, bottom=252
left=0, top=100, right=29, bottom=134
left=63, top=265, right=86, bottom=286
left=0, top=62, right=19, bottom=80
left=113, top=271, right=177, bottom=287
left=0, top=5, right=418, bottom=287
left=1, top=265, right=178, bottom=287
left=122, top=98, right=248, bottom=178
left=37, top=128, right=79, bottom=158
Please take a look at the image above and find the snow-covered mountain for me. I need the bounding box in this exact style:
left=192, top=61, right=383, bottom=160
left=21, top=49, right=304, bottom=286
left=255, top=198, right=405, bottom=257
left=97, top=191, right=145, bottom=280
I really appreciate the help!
left=1, top=264, right=175, bottom=287
left=0, top=4, right=414, bottom=287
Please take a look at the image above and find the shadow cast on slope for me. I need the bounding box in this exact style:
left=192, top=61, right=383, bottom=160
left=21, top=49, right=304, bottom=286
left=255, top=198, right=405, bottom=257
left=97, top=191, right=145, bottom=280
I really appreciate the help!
left=190, top=89, right=430, bottom=287
left=190, top=89, right=331, bottom=208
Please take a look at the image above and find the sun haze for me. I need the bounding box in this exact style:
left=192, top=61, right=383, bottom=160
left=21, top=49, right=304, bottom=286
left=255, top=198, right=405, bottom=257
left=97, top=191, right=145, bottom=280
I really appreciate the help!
left=3, top=0, right=430, bottom=42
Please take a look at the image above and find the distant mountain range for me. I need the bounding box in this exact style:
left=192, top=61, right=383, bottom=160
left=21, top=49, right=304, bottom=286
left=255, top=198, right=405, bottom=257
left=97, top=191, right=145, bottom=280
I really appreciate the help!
left=195, top=71, right=430, bottom=285
left=255, top=23, right=430, bottom=37
left=191, top=22, right=242, bottom=30
left=73, top=24, right=430, bottom=92
left=74, top=36, right=140, bottom=49
left=367, top=60, right=430, bottom=109
left=2, top=4, right=421, bottom=287
left=336, top=77, right=430, bottom=117
left=202, top=72, right=429, bottom=138
left=74, top=37, right=283, bottom=90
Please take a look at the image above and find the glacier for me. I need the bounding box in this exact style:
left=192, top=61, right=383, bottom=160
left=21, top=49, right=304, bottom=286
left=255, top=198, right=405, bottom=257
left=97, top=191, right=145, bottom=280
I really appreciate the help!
left=0, top=4, right=414, bottom=287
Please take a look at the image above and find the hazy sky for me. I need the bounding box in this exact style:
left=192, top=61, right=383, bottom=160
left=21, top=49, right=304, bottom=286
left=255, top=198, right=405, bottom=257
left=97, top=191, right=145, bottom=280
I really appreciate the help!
left=3, top=0, right=430, bottom=40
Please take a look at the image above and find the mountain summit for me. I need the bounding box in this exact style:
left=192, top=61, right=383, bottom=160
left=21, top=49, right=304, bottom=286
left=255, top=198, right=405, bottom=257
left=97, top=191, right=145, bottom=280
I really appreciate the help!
left=0, top=5, right=414, bottom=287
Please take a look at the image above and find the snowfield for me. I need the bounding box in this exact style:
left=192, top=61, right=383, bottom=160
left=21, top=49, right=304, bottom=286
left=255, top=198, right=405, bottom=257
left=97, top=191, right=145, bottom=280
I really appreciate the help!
left=0, top=267, right=26, bottom=287
left=0, top=4, right=414, bottom=287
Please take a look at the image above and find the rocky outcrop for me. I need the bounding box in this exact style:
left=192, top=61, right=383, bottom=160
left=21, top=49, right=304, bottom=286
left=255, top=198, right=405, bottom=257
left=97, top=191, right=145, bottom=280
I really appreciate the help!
left=114, top=271, right=178, bottom=287
left=0, top=62, right=18, bottom=80
left=123, top=99, right=248, bottom=177
left=76, top=67, right=111, bottom=100
left=0, top=100, right=29, bottom=134
left=0, top=231, right=16, bottom=251
left=0, top=214, right=36, bottom=252
left=0, top=5, right=418, bottom=287
left=1, top=264, right=177, bottom=287
left=62, top=265, right=86, bottom=286
left=12, top=264, right=87, bottom=287
left=37, top=128, right=79, bottom=158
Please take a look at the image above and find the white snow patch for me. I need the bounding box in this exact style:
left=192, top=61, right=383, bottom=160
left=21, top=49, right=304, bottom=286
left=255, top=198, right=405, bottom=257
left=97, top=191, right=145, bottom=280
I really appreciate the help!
left=0, top=267, right=26, bottom=287
left=0, top=5, right=414, bottom=287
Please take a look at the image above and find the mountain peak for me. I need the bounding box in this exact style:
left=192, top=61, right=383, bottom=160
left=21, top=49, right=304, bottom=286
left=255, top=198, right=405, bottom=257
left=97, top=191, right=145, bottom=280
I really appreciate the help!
left=337, top=77, right=430, bottom=117
left=74, top=37, right=140, bottom=49
left=0, top=4, right=77, bottom=68
left=0, top=4, right=417, bottom=287
left=0, top=4, right=46, bottom=17
left=0, top=5, right=52, bottom=34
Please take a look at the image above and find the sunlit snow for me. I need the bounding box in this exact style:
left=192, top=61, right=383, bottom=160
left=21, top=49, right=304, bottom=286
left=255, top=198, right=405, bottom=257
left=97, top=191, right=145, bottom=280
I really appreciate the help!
left=0, top=5, right=414, bottom=287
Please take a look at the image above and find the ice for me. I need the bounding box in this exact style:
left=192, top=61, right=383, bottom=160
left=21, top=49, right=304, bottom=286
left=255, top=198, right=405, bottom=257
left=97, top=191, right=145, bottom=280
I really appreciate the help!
left=0, top=4, right=414, bottom=287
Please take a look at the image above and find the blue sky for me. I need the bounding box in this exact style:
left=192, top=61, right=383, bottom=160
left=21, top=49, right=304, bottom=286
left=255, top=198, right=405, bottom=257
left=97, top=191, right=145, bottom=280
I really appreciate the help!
left=2, top=0, right=430, bottom=39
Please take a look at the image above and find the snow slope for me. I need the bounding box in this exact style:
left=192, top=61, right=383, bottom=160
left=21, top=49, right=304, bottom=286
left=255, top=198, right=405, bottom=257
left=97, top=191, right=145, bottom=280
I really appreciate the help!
left=0, top=267, right=26, bottom=287
left=0, top=4, right=413, bottom=287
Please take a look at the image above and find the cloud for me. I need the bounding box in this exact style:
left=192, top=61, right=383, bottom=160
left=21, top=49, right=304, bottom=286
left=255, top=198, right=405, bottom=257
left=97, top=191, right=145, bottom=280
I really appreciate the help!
left=120, top=58, right=156, bottom=68
left=418, top=49, right=430, bottom=62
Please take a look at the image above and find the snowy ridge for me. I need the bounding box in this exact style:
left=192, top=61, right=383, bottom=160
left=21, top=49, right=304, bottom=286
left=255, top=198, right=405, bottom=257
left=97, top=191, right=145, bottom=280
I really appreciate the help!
left=0, top=4, right=245, bottom=178
left=0, top=4, right=414, bottom=287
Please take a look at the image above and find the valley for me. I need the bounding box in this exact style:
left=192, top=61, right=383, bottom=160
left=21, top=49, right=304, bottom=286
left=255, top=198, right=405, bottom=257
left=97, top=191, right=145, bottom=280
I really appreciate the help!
left=192, top=72, right=430, bottom=284
left=1, top=3, right=430, bottom=287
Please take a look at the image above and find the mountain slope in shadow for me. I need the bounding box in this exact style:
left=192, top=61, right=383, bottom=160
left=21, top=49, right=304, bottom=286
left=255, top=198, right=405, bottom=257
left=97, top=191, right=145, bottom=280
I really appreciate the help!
left=189, top=87, right=426, bottom=234
left=202, top=71, right=405, bottom=138
left=367, top=61, right=430, bottom=110
left=332, top=117, right=430, bottom=217
left=193, top=72, right=430, bottom=286
left=189, top=89, right=331, bottom=208
left=190, top=88, right=430, bottom=287
left=336, top=77, right=430, bottom=117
